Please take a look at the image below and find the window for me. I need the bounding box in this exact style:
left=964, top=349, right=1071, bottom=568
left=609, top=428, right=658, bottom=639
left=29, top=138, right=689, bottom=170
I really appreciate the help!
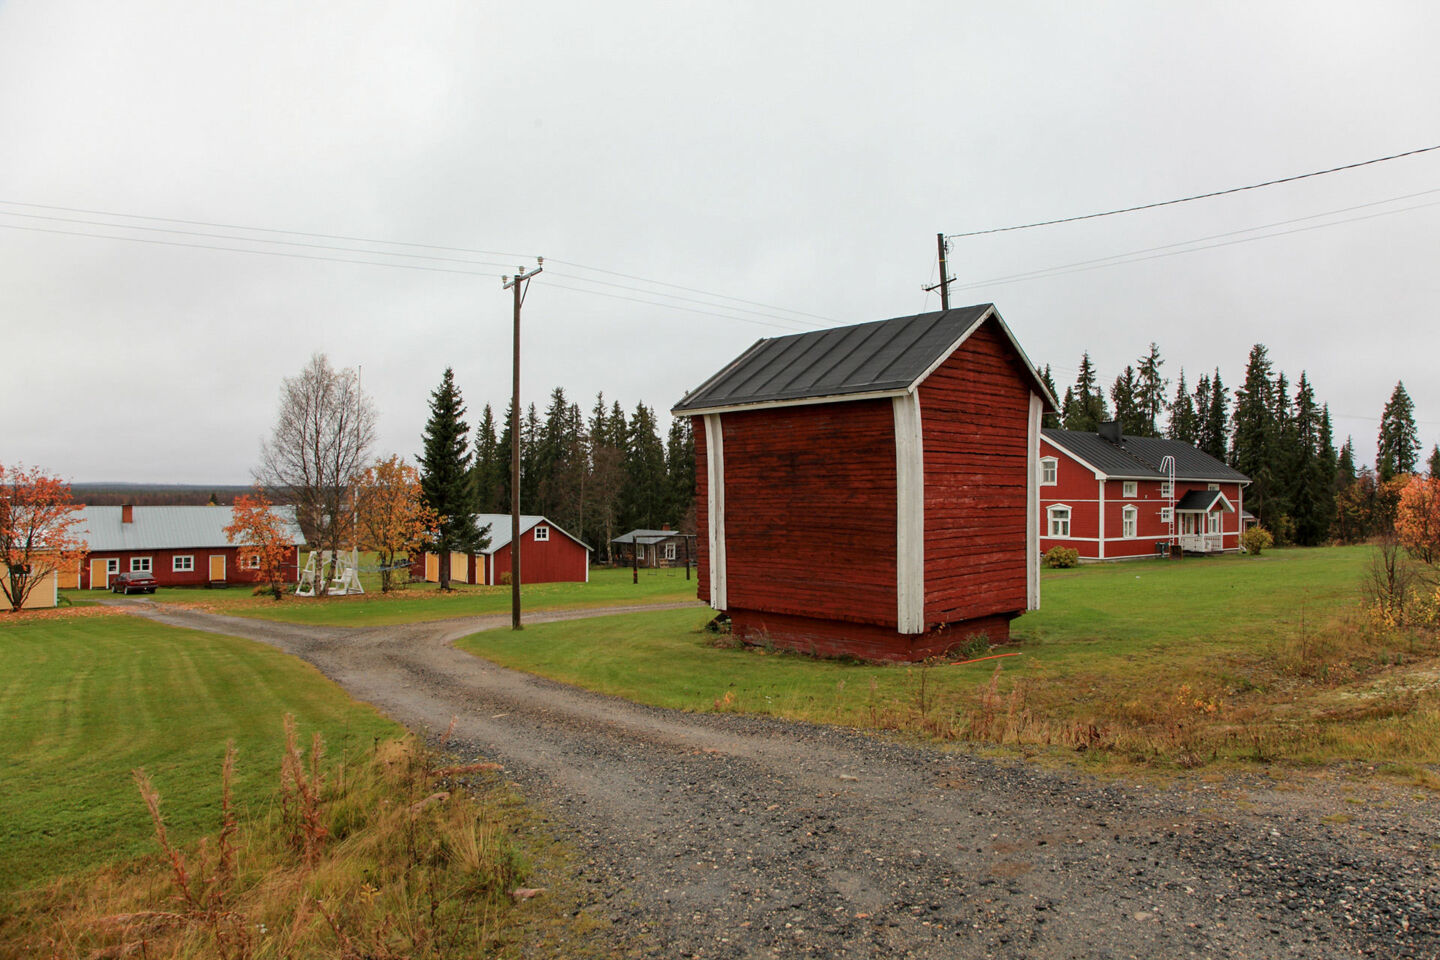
left=1122, top=481, right=1137, bottom=498
left=1160, top=481, right=1173, bottom=497
left=1122, top=505, right=1137, bottom=539
left=665, top=542, right=677, bottom=561
left=130, top=557, right=152, bottom=573
left=1047, top=505, right=1071, bottom=538
left=1040, top=457, right=1057, bottom=485
left=1208, top=483, right=1220, bottom=491
left=1207, top=512, right=1222, bottom=535
left=106, top=558, right=120, bottom=574
left=1160, top=507, right=1172, bottom=523
left=173, top=555, right=194, bottom=572
left=533, top=526, right=550, bottom=542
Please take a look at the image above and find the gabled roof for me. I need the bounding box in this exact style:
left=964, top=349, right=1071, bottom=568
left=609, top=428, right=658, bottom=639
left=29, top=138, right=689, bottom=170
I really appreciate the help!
left=1043, top=429, right=1249, bottom=483
left=672, top=305, right=1057, bottom=415
left=79, top=505, right=305, bottom=551
left=1175, top=489, right=1235, bottom=512
left=475, top=514, right=589, bottom=552
left=611, top=528, right=694, bottom=545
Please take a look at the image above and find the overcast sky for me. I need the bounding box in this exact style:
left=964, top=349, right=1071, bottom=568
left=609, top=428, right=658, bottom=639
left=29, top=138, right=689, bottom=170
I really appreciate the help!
left=4, top=1, right=1438, bottom=484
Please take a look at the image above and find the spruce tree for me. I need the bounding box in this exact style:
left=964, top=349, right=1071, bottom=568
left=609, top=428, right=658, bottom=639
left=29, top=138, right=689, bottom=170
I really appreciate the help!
left=417, top=368, right=489, bottom=589
left=1202, top=371, right=1228, bottom=461
left=1288, top=373, right=1329, bottom=545
left=1429, top=444, right=1440, bottom=478
left=1064, top=352, right=1109, bottom=431
left=1039, top=365, right=1061, bottom=429
left=1135, top=342, right=1168, bottom=436
left=472, top=404, right=502, bottom=513
left=1335, top=438, right=1357, bottom=494
left=1231, top=345, right=1276, bottom=524
left=1109, top=366, right=1143, bottom=435
left=1168, top=370, right=1198, bottom=444
left=620, top=402, right=668, bottom=530
left=1377, top=381, right=1420, bottom=481
left=665, top=417, right=696, bottom=530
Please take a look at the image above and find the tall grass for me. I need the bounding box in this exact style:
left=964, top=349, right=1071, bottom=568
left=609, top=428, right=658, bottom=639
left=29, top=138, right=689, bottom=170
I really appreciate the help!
left=2, top=720, right=530, bottom=960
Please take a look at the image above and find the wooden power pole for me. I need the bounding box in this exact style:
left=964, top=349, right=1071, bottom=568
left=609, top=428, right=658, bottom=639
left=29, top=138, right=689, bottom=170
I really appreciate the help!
left=923, top=232, right=953, bottom=310
left=502, top=258, right=543, bottom=630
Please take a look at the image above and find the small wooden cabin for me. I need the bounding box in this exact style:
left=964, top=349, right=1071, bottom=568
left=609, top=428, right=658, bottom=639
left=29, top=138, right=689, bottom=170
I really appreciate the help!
left=611, top=528, right=695, bottom=567
left=672, top=304, right=1056, bottom=662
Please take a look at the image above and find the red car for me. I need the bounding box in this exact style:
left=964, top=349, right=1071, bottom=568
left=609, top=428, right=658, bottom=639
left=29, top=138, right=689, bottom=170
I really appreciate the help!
left=111, top=571, right=158, bottom=594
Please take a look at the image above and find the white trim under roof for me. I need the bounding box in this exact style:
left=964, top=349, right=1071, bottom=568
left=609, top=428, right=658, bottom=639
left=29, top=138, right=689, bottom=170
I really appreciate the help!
left=893, top=393, right=925, bottom=634
left=1026, top=392, right=1041, bottom=610
left=677, top=386, right=911, bottom=419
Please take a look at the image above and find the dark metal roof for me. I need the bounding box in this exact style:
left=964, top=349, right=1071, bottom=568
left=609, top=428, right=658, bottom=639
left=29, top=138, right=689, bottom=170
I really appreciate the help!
left=1043, top=428, right=1249, bottom=483
left=612, top=529, right=694, bottom=545
left=1174, top=489, right=1231, bottom=512
left=673, top=305, right=1053, bottom=414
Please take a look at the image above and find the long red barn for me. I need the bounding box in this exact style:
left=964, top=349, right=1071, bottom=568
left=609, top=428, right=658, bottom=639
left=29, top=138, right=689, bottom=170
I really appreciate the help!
left=673, top=305, right=1057, bottom=662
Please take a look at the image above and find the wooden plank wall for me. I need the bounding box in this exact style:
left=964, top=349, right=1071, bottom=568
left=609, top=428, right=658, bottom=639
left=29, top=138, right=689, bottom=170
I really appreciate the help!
left=918, top=320, right=1032, bottom=623
left=719, top=399, right=898, bottom=627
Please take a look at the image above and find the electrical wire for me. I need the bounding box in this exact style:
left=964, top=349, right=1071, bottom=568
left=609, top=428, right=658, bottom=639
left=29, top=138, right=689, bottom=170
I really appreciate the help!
left=953, top=194, right=1440, bottom=292
left=543, top=269, right=821, bottom=330
left=946, top=143, right=1440, bottom=239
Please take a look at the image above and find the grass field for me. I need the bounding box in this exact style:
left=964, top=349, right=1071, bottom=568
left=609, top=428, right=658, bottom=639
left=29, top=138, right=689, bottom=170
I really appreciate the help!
left=118, top=563, right=699, bottom=627
left=460, top=546, right=1440, bottom=776
left=0, top=610, right=399, bottom=892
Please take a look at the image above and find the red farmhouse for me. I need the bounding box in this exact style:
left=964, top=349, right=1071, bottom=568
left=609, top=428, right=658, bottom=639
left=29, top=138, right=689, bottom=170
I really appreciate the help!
left=411, top=514, right=589, bottom=585
left=673, top=305, right=1057, bottom=662
left=76, top=504, right=304, bottom=589
left=1040, top=424, right=1250, bottom=561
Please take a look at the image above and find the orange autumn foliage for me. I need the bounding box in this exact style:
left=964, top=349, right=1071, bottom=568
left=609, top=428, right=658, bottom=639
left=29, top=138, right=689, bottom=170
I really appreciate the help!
left=0, top=463, right=88, bottom=612
left=355, top=456, right=437, bottom=592
left=225, top=491, right=295, bottom=599
left=1396, top=474, right=1440, bottom=566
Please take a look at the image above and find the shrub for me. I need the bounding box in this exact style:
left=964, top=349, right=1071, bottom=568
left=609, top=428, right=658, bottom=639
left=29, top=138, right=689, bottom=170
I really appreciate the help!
left=1043, top=546, right=1080, bottom=568
left=498, top=572, right=512, bottom=585
left=1241, top=527, right=1274, bottom=556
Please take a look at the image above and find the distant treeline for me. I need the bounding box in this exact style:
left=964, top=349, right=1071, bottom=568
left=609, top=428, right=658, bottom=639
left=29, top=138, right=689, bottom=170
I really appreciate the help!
left=71, top=485, right=254, bottom=507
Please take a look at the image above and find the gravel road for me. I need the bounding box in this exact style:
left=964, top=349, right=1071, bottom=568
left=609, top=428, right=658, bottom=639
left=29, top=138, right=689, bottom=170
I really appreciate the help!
left=118, top=599, right=1438, bottom=959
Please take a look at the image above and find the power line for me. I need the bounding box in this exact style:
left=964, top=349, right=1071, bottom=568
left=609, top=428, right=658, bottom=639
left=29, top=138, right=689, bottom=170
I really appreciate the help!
left=953, top=193, right=1440, bottom=292
left=0, top=198, right=831, bottom=326
left=946, top=143, right=1440, bottom=239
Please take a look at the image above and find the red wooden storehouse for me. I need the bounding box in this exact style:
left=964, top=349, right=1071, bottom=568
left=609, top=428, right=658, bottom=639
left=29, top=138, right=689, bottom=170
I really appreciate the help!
left=76, top=504, right=304, bottom=589
left=411, top=514, right=589, bottom=585
left=672, top=304, right=1057, bottom=661
left=1040, top=424, right=1250, bottom=560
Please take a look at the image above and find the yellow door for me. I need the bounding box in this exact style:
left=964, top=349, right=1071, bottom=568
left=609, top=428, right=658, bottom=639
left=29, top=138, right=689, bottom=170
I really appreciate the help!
left=56, top=563, right=80, bottom=589
left=425, top=553, right=439, bottom=582
left=90, top=558, right=110, bottom=590
left=209, top=555, right=226, bottom=581
left=451, top=552, right=469, bottom=584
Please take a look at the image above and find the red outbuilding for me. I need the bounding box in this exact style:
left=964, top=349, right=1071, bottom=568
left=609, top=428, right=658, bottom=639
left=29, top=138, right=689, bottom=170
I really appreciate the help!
left=411, top=514, right=589, bottom=585
left=76, top=504, right=304, bottom=589
left=672, top=304, right=1057, bottom=662
left=1039, top=424, right=1250, bottom=561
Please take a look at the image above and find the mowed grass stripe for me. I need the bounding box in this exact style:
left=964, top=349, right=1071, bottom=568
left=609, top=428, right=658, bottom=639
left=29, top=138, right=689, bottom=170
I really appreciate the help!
left=0, top=613, right=398, bottom=892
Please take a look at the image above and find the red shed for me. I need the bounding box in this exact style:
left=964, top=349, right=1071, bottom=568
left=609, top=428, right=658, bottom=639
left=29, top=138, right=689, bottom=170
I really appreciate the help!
left=411, top=514, right=589, bottom=585
left=672, top=305, right=1057, bottom=662
left=1040, top=424, right=1250, bottom=560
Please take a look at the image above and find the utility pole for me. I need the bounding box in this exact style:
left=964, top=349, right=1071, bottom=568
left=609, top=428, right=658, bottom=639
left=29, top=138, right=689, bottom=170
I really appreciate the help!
left=502, top=258, right=543, bottom=630
left=923, top=232, right=953, bottom=310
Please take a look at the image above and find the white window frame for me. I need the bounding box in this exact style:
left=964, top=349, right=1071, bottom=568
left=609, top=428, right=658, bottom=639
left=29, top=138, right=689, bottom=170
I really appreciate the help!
left=1160, top=507, right=1172, bottom=522
left=130, top=557, right=152, bottom=573
left=1207, top=512, right=1222, bottom=535
left=1122, top=505, right=1138, bottom=539
left=1047, top=505, right=1071, bottom=538
left=664, top=542, right=677, bottom=560
left=172, top=555, right=194, bottom=572
left=1122, top=481, right=1137, bottom=498
left=242, top=554, right=261, bottom=569
left=533, top=525, right=550, bottom=542
left=1160, top=481, right=1173, bottom=496
left=106, top=558, right=120, bottom=574
left=1208, top=482, right=1220, bottom=491
left=1040, top=457, right=1058, bottom=486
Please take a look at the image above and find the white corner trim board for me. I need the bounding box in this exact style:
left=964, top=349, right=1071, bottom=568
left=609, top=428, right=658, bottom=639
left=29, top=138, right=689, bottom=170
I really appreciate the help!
left=704, top=413, right=727, bottom=611
left=893, top=393, right=925, bottom=634
left=1027, top=392, right=1041, bottom=611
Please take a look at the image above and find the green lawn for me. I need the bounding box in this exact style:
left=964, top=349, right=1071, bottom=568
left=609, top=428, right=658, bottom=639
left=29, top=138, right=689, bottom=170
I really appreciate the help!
left=459, top=546, right=1440, bottom=773
left=0, top=612, right=399, bottom=891
left=128, top=563, right=700, bottom=627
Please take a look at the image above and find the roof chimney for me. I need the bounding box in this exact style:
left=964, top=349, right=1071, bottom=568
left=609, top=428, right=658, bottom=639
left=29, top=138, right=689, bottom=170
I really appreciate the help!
left=662, top=523, right=671, bottom=531
left=1098, top=421, right=1122, bottom=445
left=121, top=504, right=134, bottom=523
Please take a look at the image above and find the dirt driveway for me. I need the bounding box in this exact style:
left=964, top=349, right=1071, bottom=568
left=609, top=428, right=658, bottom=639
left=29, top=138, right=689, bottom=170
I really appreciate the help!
left=120, top=599, right=1437, bottom=959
